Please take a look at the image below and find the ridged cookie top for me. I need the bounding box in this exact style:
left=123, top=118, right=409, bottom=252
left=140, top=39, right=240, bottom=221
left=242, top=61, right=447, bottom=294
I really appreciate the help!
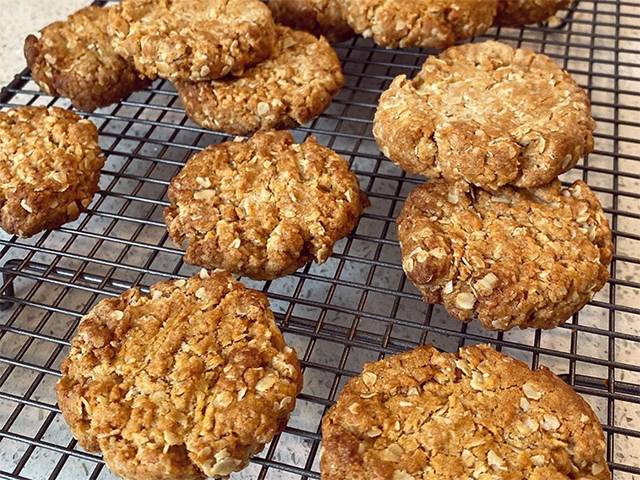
left=339, top=0, right=497, bottom=48
left=268, top=0, right=354, bottom=43
left=0, top=106, right=104, bottom=237
left=108, top=0, right=276, bottom=81
left=24, top=6, right=150, bottom=111
left=164, top=131, right=366, bottom=280
left=57, top=270, right=302, bottom=479
left=322, top=345, right=610, bottom=480
left=175, top=26, right=344, bottom=135
left=397, top=180, right=612, bottom=330
left=374, top=41, right=595, bottom=191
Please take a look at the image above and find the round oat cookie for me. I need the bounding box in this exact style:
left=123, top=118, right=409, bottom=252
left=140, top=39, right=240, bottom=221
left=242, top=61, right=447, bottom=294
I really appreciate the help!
left=268, top=0, right=354, bottom=43
left=496, top=0, right=570, bottom=26
left=108, top=0, right=276, bottom=82
left=175, top=26, right=344, bottom=135
left=374, top=41, right=595, bottom=191
left=164, top=131, right=367, bottom=280
left=397, top=180, right=612, bottom=331
left=24, top=6, right=150, bottom=112
left=322, top=344, right=610, bottom=480
left=338, top=0, right=497, bottom=49
left=57, top=270, right=302, bottom=480
left=0, top=106, right=104, bottom=238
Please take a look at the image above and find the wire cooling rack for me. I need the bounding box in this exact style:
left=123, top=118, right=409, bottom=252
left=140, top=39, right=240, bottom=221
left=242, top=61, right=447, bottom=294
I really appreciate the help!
left=1, top=0, right=639, bottom=479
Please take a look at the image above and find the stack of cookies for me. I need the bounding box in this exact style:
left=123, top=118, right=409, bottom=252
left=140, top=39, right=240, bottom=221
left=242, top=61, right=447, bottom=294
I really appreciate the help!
left=25, top=0, right=346, bottom=135
left=374, top=40, right=612, bottom=332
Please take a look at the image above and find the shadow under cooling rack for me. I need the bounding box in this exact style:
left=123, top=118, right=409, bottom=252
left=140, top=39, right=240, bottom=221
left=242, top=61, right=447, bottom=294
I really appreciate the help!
left=1, top=0, right=640, bottom=479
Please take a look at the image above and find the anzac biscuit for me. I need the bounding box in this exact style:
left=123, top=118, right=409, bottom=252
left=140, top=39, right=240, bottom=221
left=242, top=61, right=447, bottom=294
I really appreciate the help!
left=175, top=26, right=344, bottom=135
left=496, top=0, right=570, bottom=26
left=397, top=180, right=612, bottom=331
left=57, top=270, right=302, bottom=480
left=268, top=0, right=354, bottom=43
left=108, top=0, right=276, bottom=82
left=0, top=106, right=104, bottom=238
left=24, top=6, right=150, bottom=112
left=374, top=41, right=595, bottom=191
left=322, top=344, right=610, bottom=480
left=338, top=0, right=497, bottom=49
left=164, top=131, right=367, bottom=280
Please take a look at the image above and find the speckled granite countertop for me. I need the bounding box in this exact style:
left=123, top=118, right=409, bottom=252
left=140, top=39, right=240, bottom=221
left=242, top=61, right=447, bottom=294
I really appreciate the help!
left=0, top=0, right=91, bottom=87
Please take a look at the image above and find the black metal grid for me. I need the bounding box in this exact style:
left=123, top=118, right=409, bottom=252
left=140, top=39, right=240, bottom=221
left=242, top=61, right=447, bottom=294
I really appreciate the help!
left=1, top=0, right=639, bottom=478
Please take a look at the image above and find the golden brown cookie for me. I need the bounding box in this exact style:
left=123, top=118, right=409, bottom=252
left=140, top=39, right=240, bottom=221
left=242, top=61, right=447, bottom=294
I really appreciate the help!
left=397, top=180, right=612, bottom=331
left=0, top=106, right=104, bottom=238
left=175, top=26, right=344, bottom=135
left=57, top=270, right=302, bottom=480
left=268, top=0, right=354, bottom=43
left=108, top=0, right=276, bottom=82
left=374, top=41, right=595, bottom=191
left=338, top=0, right=497, bottom=48
left=496, top=0, right=570, bottom=26
left=322, top=344, right=611, bottom=480
left=164, top=131, right=367, bottom=280
left=24, top=6, right=150, bottom=112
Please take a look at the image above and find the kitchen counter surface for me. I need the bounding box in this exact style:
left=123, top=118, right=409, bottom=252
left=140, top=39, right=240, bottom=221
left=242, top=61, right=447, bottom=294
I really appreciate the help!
left=0, top=0, right=91, bottom=87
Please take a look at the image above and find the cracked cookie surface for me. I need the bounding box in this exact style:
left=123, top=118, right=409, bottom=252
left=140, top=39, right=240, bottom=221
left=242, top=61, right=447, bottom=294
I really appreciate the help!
left=496, top=0, right=570, bottom=26
left=164, top=131, right=367, bottom=280
left=24, top=6, right=150, bottom=112
left=268, top=0, right=354, bottom=42
left=57, top=270, right=302, bottom=480
left=322, top=344, right=610, bottom=480
left=0, top=106, right=104, bottom=238
left=176, top=26, right=344, bottom=135
left=374, top=41, right=595, bottom=191
left=339, top=0, right=497, bottom=48
left=397, top=180, right=612, bottom=331
left=108, top=0, right=276, bottom=82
